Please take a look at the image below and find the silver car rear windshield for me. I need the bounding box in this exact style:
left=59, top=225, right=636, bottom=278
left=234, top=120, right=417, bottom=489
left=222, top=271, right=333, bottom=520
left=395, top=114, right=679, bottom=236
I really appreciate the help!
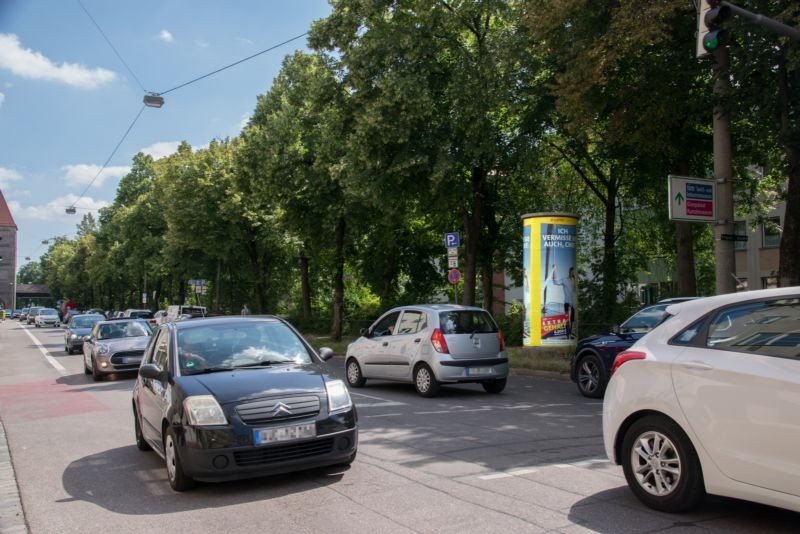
left=438, top=311, right=498, bottom=334
left=178, top=322, right=313, bottom=375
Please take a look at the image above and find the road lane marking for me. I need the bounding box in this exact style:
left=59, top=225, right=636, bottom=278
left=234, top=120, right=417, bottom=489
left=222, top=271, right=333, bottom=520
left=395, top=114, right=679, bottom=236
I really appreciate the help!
left=363, top=413, right=403, bottom=418
left=479, top=472, right=513, bottom=480
left=20, top=325, right=66, bottom=374
left=476, top=458, right=610, bottom=480
left=356, top=401, right=407, bottom=408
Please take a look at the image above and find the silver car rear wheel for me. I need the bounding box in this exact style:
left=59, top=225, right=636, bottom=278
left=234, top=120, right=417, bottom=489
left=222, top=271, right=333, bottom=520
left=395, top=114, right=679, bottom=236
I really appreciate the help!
left=630, top=430, right=681, bottom=497
left=414, top=364, right=440, bottom=397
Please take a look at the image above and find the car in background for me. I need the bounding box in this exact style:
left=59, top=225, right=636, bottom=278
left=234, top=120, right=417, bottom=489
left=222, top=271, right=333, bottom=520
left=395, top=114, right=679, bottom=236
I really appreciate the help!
left=34, top=307, right=60, bottom=327
left=12, top=309, right=22, bottom=319
left=604, top=287, right=800, bottom=513
left=64, top=313, right=105, bottom=354
left=132, top=316, right=357, bottom=491
left=18, top=308, right=29, bottom=321
left=153, top=310, right=167, bottom=325
left=83, top=319, right=153, bottom=381
left=166, top=305, right=207, bottom=323
left=123, top=308, right=158, bottom=329
left=26, top=306, right=44, bottom=325
left=570, top=297, right=697, bottom=398
left=346, top=304, right=508, bottom=397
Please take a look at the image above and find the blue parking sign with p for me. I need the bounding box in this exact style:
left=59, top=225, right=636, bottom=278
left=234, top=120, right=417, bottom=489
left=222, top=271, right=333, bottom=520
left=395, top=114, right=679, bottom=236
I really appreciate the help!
left=444, top=232, right=460, bottom=248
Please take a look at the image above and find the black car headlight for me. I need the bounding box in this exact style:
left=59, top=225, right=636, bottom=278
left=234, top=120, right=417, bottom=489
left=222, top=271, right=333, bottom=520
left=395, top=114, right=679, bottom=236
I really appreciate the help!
left=184, top=395, right=228, bottom=426
left=325, top=380, right=353, bottom=414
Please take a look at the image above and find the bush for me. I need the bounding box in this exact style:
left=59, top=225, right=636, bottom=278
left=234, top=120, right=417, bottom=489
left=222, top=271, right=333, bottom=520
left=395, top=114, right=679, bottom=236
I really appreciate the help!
left=496, top=301, right=524, bottom=346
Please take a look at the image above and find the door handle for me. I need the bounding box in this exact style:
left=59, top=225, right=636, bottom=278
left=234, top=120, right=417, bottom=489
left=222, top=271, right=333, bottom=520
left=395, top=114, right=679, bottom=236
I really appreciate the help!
left=682, top=361, right=713, bottom=371
left=414, top=338, right=421, bottom=343
left=382, top=342, right=389, bottom=347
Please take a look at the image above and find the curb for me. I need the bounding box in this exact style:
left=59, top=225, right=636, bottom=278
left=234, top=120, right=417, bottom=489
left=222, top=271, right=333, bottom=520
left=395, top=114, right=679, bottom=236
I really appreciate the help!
left=0, top=421, right=27, bottom=533
left=510, top=368, right=571, bottom=382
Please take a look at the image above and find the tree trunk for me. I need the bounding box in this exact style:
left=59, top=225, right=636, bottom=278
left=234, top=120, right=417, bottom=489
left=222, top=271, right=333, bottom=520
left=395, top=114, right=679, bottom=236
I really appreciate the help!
left=675, top=222, right=697, bottom=296
left=600, top=182, right=618, bottom=320
left=300, top=246, right=311, bottom=320
left=245, top=241, right=266, bottom=313
left=462, top=166, right=485, bottom=306
left=380, top=240, right=399, bottom=309
left=481, top=193, right=498, bottom=311
left=777, top=46, right=800, bottom=287
left=214, top=259, right=222, bottom=313
left=331, top=216, right=346, bottom=341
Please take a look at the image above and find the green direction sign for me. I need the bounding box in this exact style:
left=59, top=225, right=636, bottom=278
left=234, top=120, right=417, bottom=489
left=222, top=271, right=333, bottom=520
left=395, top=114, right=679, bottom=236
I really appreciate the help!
left=674, top=192, right=684, bottom=205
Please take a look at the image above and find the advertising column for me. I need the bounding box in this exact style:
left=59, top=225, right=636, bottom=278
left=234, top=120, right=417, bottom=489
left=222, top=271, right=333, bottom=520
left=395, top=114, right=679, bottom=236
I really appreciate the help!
left=522, top=213, right=579, bottom=347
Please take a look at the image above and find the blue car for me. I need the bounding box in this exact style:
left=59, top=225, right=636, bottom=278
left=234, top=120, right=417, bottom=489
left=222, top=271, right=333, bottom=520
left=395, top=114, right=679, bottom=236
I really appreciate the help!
left=570, top=298, right=696, bottom=398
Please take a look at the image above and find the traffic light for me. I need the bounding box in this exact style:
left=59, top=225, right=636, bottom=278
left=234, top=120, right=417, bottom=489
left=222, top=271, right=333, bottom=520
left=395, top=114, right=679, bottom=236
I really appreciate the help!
left=697, top=0, right=731, bottom=57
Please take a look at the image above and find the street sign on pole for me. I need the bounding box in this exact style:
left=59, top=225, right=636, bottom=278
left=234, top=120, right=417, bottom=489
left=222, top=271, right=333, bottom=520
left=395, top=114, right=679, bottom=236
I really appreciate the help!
left=446, top=247, right=458, bottom=258
left=142, top=292, right=147, bottom=304
left=668, top=175, right=716, bottom=223
left=444, top=232, right=460, bottom=248
left=447, top=269, right=461, bottom=285
left=448, top=257, right=458, bottom=268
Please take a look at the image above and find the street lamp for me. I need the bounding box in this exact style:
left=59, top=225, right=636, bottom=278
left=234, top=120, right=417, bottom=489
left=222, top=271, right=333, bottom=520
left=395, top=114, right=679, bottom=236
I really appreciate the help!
left=143, top=93, right=164, bottom=108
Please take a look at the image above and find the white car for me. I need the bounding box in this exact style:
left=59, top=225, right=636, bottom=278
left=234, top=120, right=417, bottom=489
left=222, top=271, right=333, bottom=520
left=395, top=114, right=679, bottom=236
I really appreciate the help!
left=34, top=308, right=60, bottom=328
left=603, top=286, right=800, bottom=513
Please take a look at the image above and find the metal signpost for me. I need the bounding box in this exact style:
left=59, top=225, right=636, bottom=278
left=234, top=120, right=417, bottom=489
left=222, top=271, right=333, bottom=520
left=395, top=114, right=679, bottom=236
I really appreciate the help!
left=444, top=233, right=460, bottom=303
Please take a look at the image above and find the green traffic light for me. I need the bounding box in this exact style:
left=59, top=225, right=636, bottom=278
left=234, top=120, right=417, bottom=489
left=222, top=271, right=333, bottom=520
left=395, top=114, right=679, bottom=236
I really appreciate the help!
left=703, top=30, right=727, bottom=52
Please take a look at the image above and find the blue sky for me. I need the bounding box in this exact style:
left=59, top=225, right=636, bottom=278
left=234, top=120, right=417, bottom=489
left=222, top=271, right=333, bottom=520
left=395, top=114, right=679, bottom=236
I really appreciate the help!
left=0, top=0, right=332, bottom=264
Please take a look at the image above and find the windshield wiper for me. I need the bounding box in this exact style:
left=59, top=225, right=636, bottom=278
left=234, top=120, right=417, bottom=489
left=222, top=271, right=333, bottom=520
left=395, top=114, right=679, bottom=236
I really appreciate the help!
left=231, top=360, right=292, bottom=368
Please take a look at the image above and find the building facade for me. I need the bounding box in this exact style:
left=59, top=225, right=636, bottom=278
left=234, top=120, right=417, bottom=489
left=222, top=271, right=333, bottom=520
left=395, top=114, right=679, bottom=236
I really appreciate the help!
left=0, top=189, right=17, bottom=309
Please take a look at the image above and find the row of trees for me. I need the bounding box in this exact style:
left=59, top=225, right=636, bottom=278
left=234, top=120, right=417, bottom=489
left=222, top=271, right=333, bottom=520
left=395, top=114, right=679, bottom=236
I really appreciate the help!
left=21, top=1, right=798, bottom=339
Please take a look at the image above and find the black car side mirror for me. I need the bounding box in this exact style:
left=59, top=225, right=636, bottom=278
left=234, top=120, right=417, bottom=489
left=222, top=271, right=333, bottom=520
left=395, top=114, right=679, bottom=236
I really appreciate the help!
left=359, top=328, right=371, bottom=338
left=318, top=347, right=335, bottom=361
left=139, top=363, right=166, bottom=381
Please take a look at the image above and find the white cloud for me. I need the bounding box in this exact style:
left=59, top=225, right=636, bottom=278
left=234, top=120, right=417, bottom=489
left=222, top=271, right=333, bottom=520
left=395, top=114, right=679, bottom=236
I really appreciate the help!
left=0, top=33, right=116, bottom=89
left=0, top=166, right=22, bottom=188
left=158, top=29, right=174, bottom=43
left=8, top=194, right=109, bottom=221
left=0, top=91, right=4, bottom=107
left=140, top=141, right=180, bottom=160
left=62, top=164, right=129, bottom=187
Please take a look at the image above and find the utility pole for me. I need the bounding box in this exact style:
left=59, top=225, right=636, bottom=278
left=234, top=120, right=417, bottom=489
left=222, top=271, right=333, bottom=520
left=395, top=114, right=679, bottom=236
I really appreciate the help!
left=712, top=46, right=736, bottom=294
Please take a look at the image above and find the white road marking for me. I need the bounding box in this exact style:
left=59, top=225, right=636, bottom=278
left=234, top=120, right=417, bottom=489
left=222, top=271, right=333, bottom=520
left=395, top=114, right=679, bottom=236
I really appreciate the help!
left=476, top=458, right=609, bottom=480
left=356, top=401, right=407, bottom=408
left=20, top=324, right=66, bottom=374
left=363, top=413, right=403, bottom=418
left=479, top=472, right=513, bottom=480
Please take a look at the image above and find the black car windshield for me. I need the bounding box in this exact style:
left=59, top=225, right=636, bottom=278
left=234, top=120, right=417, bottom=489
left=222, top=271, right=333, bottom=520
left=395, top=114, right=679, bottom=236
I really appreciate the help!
left=72, top=315, right=104, bottom=328
left=128, top=310, right=154, bottom=319
left=178, top=321, right=312, bottom=375
left=97, top=320, right=152, bottom=340
left=438, top=311, right=498, bottom=334
left=620, top=304, right=670, bottom=333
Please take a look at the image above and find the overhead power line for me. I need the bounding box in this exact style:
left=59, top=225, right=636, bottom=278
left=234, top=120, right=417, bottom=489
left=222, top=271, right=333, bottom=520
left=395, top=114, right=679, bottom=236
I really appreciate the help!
left=70, top=105, right=146, bottom=211
left=155, top=32, right=308, bottom=96
left=76, top=0, right=148, bottom=93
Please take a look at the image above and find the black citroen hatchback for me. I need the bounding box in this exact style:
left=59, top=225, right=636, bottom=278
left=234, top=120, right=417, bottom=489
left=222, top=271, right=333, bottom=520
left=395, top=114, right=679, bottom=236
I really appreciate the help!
left=132, top=316, right=358, bottom=491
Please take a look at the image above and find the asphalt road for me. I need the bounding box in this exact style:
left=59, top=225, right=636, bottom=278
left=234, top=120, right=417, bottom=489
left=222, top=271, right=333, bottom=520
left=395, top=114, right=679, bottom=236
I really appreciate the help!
left=0, top=320, right=797, bottom=533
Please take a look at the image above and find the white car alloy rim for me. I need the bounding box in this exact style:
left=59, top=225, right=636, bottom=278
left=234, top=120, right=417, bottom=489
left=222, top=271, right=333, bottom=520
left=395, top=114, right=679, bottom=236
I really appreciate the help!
left=416, top=368, right=430, bottom=392
left=578, top=359, right=599, bottom=393
left=347, top=362, right=359, bottom=384
left=166, top=435, right=176, bottom=481
left=631, top=430, right=681, bottom=496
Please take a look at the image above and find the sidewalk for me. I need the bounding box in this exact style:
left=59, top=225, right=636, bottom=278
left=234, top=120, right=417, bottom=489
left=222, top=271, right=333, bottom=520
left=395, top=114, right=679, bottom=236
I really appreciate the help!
left=0, top=322, right=28, bottom=533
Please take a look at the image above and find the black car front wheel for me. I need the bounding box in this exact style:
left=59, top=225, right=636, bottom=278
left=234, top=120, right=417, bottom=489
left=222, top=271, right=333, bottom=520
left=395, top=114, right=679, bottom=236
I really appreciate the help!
left=165, top=427, right=194, bottom=491
left=133, top=406, right=151, bottom=451
left=576, top=353, right=606, bottom=398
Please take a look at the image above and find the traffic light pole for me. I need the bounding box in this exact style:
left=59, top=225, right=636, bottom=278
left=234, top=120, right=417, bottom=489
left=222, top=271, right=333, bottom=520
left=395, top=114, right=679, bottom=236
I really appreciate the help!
left=712, top=46, right=736, bottom=294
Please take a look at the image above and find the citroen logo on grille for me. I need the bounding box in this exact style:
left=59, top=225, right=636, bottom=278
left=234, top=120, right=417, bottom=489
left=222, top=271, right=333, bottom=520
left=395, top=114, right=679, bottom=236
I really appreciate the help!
left=271, top=402, right=293, bottom=416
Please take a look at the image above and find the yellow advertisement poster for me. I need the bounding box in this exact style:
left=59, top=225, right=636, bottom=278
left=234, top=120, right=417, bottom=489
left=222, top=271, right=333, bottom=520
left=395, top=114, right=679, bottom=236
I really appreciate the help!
left=522, top=213, right=578, bottom=347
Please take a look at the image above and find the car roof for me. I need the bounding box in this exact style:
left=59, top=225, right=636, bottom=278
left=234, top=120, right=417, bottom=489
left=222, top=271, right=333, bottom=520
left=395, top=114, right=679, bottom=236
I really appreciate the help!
left=168, top=315, right=283, bottom=330
left=665, top=286, right=800, bottom=318
left=386, top=304, right=488, bottom=313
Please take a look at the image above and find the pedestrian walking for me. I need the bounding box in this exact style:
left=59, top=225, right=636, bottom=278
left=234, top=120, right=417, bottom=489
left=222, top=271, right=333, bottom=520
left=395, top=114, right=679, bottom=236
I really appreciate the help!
left=240, top=304, right=251, bottom=316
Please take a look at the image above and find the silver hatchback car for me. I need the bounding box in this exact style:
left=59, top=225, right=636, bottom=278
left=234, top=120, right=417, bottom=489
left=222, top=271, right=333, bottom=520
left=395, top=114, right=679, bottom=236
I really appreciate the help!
left=345, top=304, right=508, bottom=397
